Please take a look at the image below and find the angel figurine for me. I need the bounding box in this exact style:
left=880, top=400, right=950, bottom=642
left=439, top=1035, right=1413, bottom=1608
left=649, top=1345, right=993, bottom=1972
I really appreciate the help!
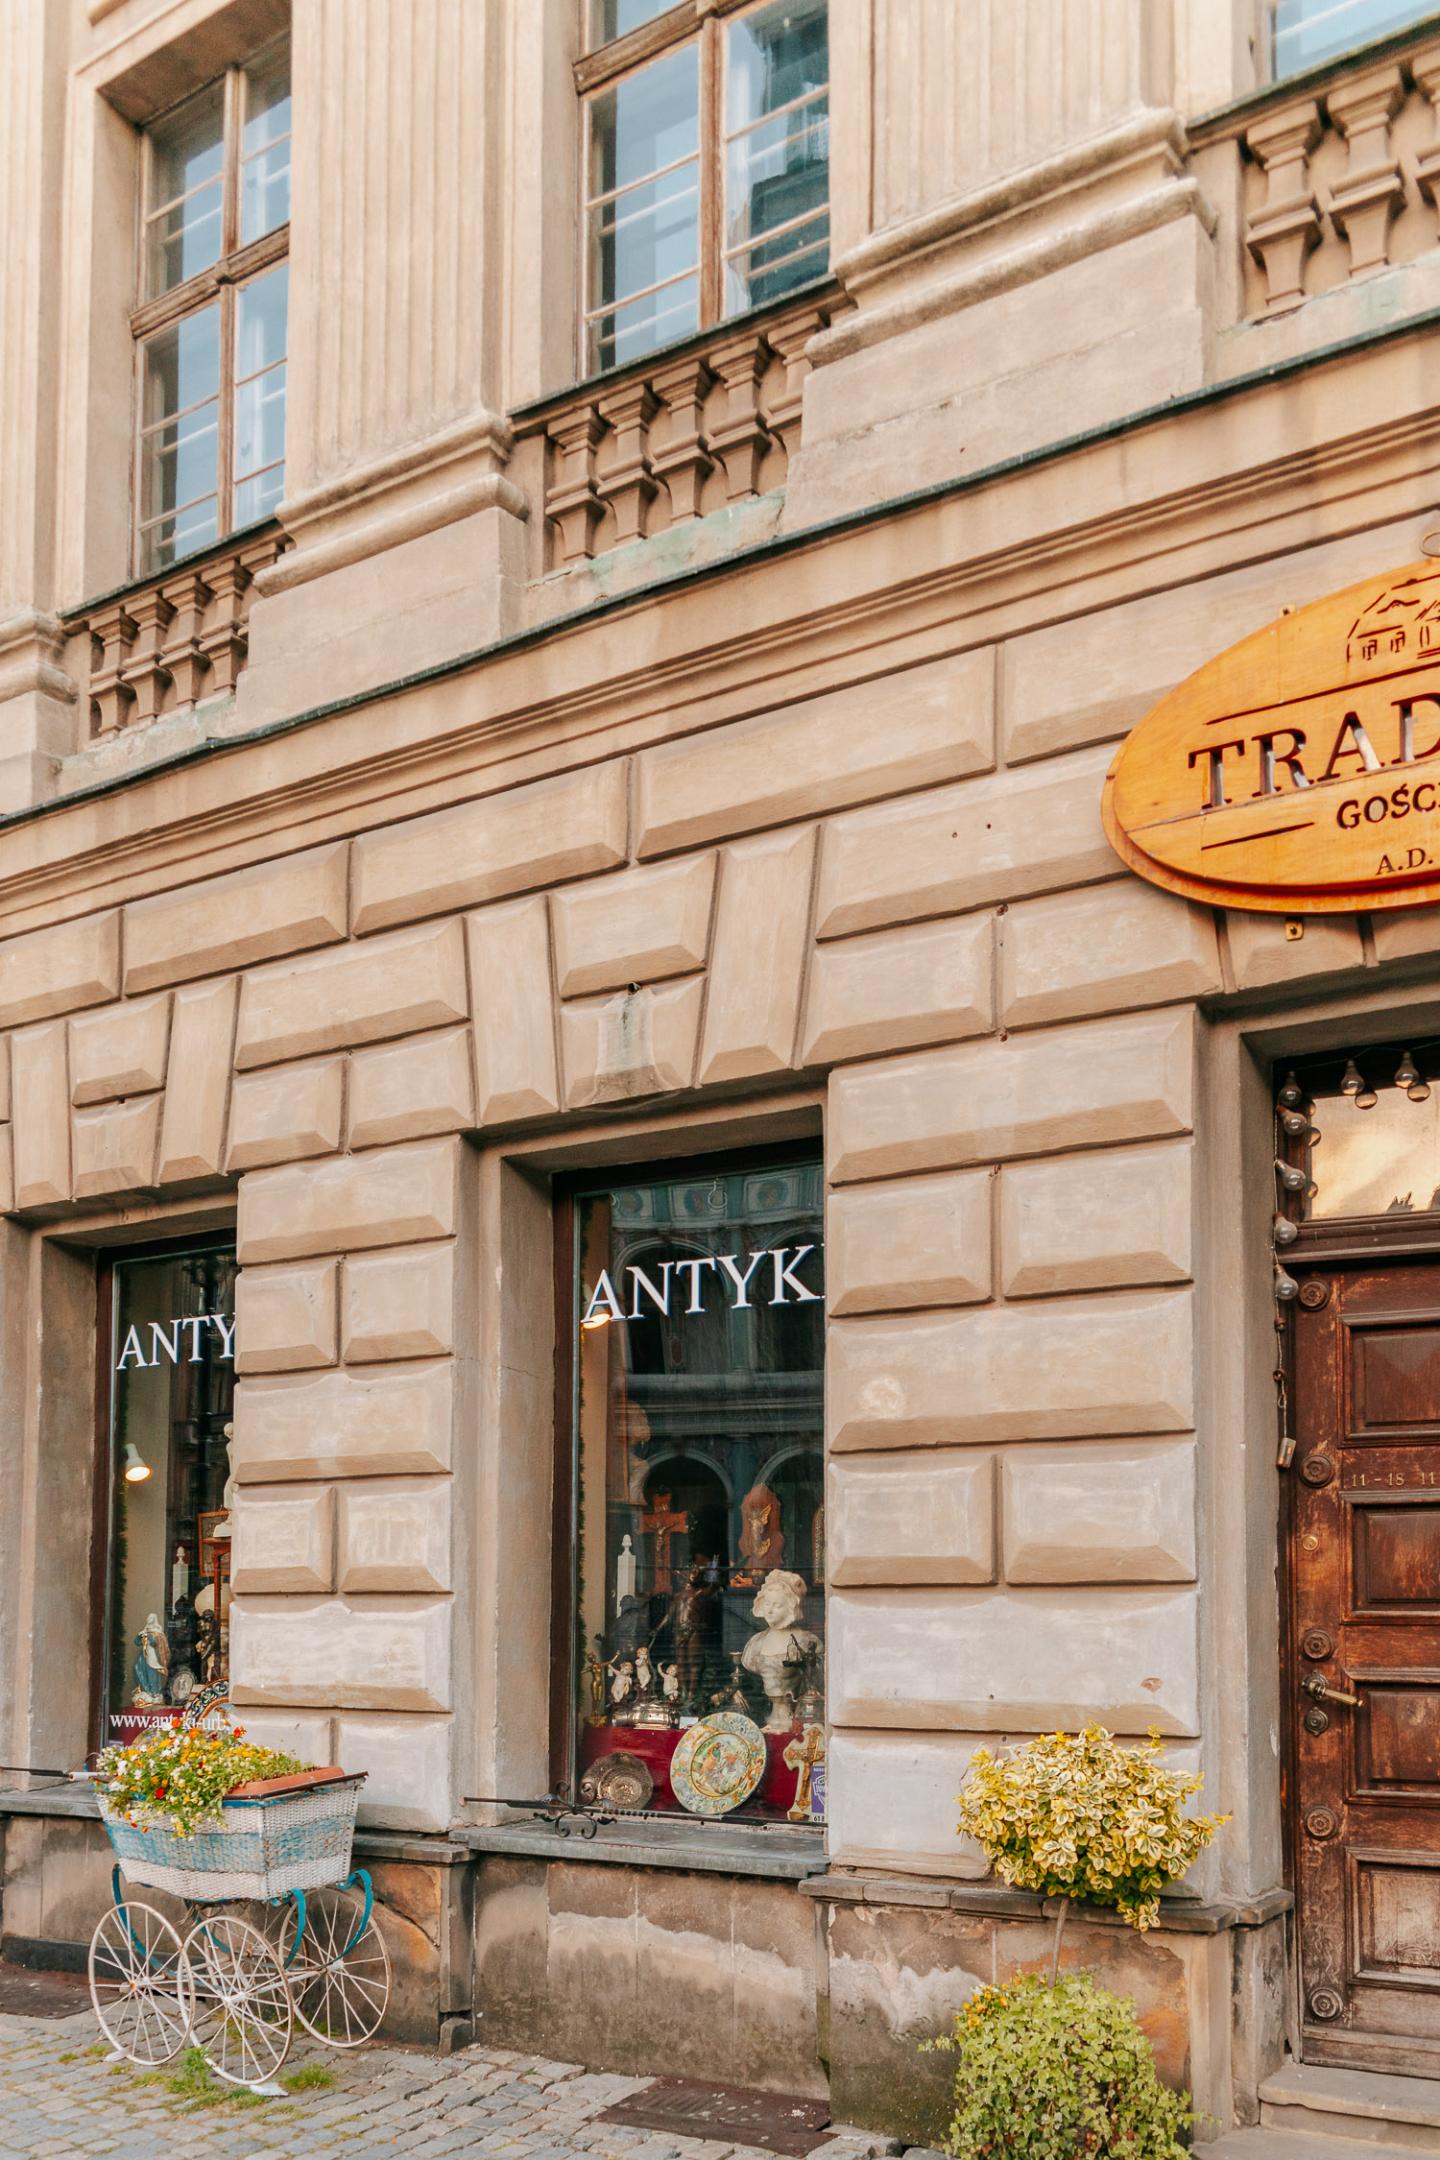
left=660, top=1661, right=681, bottom=1705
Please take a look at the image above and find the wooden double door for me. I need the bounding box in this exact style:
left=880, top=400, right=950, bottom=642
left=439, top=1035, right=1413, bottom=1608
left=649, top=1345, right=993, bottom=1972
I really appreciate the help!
left=1289, top=1255, right=1440, bottom=2076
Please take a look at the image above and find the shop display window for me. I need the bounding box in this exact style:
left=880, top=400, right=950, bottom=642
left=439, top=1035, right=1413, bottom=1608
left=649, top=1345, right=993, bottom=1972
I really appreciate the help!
left=564, top=1153, right=825, bottom=1824
left=100, top=1244, right=237, bottom=1746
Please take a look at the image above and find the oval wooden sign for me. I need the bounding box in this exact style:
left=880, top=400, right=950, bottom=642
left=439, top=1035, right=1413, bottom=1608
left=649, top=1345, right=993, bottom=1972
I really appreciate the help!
left=1102, top=557, right=1440, bottom=913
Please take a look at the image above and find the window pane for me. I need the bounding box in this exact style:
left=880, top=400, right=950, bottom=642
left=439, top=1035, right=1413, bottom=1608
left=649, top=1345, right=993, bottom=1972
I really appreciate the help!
left=724, top=1, right=829, bottom=315
left=139, top=306, right=220, bottom=572
left=235, top=264, right=288, bottom=523
left=104, top=1248, right=236, bottom=1745
left=588, top=47, right=700, bottom=367
left=591, top=0, right=680, bottom=43
left=1273, top=0, right=1435, bottom=72
left=572, top=1159, right=826, bottom=1826
left=242, top=42, right=292, bottom=241
left=144, top=80, right=225, bottom=296
left=1291, top=1047, right=1440, bottom=1217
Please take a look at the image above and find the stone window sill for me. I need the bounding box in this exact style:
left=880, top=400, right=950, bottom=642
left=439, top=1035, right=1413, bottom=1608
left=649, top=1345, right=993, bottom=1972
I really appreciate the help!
left=799, top=1871, right=1294, bottom=1935
left=454, top=1815, right=825, bottom=1882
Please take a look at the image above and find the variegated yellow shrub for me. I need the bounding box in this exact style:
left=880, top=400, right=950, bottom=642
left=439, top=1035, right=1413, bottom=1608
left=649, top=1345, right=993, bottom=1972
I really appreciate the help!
left=956, top=1725, right=1227, bottom=1931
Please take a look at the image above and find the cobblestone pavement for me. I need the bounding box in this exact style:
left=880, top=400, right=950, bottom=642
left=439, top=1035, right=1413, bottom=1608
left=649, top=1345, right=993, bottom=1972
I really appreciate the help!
left=0, top=2002, right=882, bottom=2160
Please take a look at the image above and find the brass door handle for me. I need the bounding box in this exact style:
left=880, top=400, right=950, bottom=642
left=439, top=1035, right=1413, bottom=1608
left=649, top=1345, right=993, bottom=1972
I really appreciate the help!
left=1301, top=1673, right=1363, bottom=1709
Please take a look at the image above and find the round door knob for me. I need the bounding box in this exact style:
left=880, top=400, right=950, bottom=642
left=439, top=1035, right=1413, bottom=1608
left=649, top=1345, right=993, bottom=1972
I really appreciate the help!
left=1301, top=1452, right=1335, bottom=1486
left=1301, top=1629, right=1334, bottom=1660
left=1304, top=1807, right=1338, bottom=1840
left=1299, top=1279, right=1330, bottom=1310
left=1308, top=1986, right=1344, bottom=2021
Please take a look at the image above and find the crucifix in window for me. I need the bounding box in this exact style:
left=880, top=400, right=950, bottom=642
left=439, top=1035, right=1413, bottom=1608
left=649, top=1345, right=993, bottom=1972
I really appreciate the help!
left=639, top=1492, right=688, bottom=1594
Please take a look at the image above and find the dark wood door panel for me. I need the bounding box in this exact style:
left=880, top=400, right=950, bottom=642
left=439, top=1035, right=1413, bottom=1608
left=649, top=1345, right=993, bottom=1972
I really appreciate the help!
left=1291, top=1258, right=1440, bottom=2074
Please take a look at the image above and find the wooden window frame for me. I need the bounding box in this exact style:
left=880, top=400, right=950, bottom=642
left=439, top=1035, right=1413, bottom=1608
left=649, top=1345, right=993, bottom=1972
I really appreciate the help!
left=130, top=38, right=290, bottom=577
left=548, top=1138, right=826, bottom=1811
left=575, top=0, right=828, bottom=379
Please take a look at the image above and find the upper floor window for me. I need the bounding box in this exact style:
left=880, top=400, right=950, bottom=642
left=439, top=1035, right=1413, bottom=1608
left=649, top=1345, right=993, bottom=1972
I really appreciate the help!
left=1273, top=0, right=1438, bottom=74
left=134, top=41, right=291, bottom=575
left=581, top=0, right=829, bottom=375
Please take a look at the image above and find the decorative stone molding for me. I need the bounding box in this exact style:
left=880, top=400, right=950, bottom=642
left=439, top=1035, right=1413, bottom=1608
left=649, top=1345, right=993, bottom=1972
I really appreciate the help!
left=63, top=526, right=286, bottom=740
left=0, top=613, right=75, bottom=708
left=1243, top=105, right=1323, bottom=311
left=1326, top=64, right=1406, bottom=275
left=1411, top=45, right=1440, bottom=217
left=515, top=292, right=840, bottom=568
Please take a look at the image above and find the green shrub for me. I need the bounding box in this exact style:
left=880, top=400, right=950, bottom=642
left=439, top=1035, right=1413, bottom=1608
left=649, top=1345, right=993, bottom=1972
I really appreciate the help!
left=956, top=1725, right=1226, bottom=1930
left=932, top=1972, right=1190, bottom=2159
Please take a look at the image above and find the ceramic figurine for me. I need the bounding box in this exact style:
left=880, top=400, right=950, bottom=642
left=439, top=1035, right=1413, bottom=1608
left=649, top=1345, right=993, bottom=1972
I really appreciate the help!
left=609, top=1658, right=636, bottom=1720
left=741, top=1569, right=819, bottom=1733
left=660, top=1661, right=681, bottom=1704
left=635, top=1642, right=654, bottom=1698
left=130, top=1613, right=169, bottom=1705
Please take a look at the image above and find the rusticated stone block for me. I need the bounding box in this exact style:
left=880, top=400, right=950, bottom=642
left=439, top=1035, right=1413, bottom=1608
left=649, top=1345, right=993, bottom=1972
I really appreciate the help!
left=232, top=1708, right=335, bottom=1762
left=237, top=1137, right=459, bottom=1262
left=230, top=1593, right=451, bottom=1711
left=1369, top=904, right=1440, bottom=964
left=348, top=1028, right=474, bottom=1150
left=227, top=1057, right=344, bottom=1171
left=999, top=881, right=1220, bottom=1029
left=829, top=1583, right=1199, bottom=1734
left=124, top=842, right=349, bottom=994
left=1226, top=910, right=1365, bottom=989
left=816, top=746, right=1117, bottom=939
left=826, top=1728, right=992, bottom=1874
left=699, top=825, right=816, bottom=1084
left=561, top=977, right=704, bottom=1108
left=0, top=911, right=120, bottom=1028
left=342, top=1242, right=455, bottom=1362
left=69, top=994, right=170, bottom=1105
left=467, top=899, right=560, bottom=1126
left=230, top=1484, right=336, bottom=1593
left=337, top=1477, right=452, bottom=1592
left=11, top=1022, right=72, bottom=1209
left=157, top=977, right=237, bottom=1184
left=1000, top=1139, right=1192, bottom=1297
left=333, top=1713, right=451, bottom=1831
left=234, top=1258, right=338, bottom=1374
left=828, top=1169, right=991, bottom=1315
left=830, top=1451, right=995, bottom=1585
left=71, top=1097, right=162, bottom=1198
left=553, top=853, right=715, bottom=998
left=636, top=649, right=995, bottom=856
left=828, top=1008, right=1194, bottom=1183
left=829, top=1289, right=1193, bottom=1449
left=802, top=915, right=993, bottom=1065
left=235, top=921, right=468, bottom=1069
left=0, top=1127, right=14, bottom=1214
left=234, top=1359, right=454, bottom=1479
left=1003, top=1439, right=1197, bottom=1584
left=0, top=1036, right=12, bottom=1122
left=350, top=763, right=629, bottom=935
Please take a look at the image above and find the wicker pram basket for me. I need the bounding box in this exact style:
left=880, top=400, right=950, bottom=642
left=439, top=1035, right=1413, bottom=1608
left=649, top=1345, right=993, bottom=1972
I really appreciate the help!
left=99, top=1774, right=365, bottom=1901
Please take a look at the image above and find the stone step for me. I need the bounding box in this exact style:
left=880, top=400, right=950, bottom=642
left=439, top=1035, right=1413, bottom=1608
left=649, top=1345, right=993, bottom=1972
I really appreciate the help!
left=1259, top=2060, right=1440, bottom=2152
left=1194, top=2132, right=1419, bottom=2160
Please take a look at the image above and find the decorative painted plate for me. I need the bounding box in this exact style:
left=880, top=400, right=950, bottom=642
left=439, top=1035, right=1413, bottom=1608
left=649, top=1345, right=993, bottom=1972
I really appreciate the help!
left=669, top=1711, right=767, bottom=1817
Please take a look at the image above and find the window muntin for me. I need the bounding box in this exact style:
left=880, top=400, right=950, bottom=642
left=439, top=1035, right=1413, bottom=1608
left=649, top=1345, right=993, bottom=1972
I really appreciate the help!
left=1273, top=0, right=1438, bottom=74
left=581, top=1, right=830, bottom=376
left=134, top=42, right=289, bottom=575
left=568, top=1157, right=825, bottom=1825
left=102, top=1246, right=236, bottom=1746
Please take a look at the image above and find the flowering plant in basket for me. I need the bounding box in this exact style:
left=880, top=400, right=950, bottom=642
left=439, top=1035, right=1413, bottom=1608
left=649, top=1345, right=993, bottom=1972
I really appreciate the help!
left=95, top=1723, right=305, bottom=1839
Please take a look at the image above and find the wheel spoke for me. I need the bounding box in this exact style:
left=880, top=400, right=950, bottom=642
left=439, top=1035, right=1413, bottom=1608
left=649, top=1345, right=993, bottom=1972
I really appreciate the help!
left=88, top=1903, right=192, bottom=2066
left=180, top=1912, right=291, bottom=2087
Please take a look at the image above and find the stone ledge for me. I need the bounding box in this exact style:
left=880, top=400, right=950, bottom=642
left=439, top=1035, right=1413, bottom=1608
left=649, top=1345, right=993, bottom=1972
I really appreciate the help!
left=797, top=1871, right=1293, bottom=1934
left=455, top=1815, right=824, bottom=1882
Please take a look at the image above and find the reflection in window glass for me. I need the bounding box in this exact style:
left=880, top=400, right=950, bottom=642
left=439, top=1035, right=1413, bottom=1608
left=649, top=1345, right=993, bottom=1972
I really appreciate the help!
left=144, top=81, right=225, bottom=298
left=138, top=306, right=222, bottom=573
left=104, top=1248, right=236, bottom=1745
left=591, top=0, right=679, bottom=44
left=234, top=263, right=289, bottom=524
left=241, top=43, right=292, bottom=243
left=572, top=1159, right=825, bottom=1824
left=1294, top=1046, right=1440, bottom=1217
left=725, top=0, right=829, bottom=312
left=1273, top=0, right=1434, bottom=73
left=587, top=44, right=700, bottom=371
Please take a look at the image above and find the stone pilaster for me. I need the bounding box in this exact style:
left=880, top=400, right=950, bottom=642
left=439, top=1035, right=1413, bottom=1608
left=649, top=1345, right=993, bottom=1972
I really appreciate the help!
left=0, top=0, right=75, bottom=809
left=238, top=0, right=527, bottom=724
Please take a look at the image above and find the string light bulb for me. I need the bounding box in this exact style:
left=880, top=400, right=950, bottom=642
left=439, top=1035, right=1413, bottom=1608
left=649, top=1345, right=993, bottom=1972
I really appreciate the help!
left=1396, top=1049, right=1430, bottom=1103
left=1340, top=1058, right=1362, bottom=1097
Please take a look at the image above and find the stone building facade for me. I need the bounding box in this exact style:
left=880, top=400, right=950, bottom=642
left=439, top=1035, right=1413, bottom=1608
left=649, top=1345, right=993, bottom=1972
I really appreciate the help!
left=3, top=0, right=1440, bottom=2144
